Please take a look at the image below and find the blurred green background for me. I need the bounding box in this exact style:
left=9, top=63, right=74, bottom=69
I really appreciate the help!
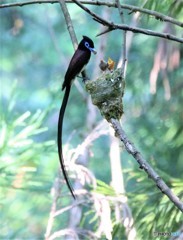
left=0, top=0, right=183, bottom=239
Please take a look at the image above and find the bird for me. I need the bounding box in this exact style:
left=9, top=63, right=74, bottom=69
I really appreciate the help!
left=99, top=58, right=115, bottom=72
left=107, top=57, right=115, bottom=71
left=57, top=36, right=97, bottom=199
left=99, top=60, right=108, bottom=72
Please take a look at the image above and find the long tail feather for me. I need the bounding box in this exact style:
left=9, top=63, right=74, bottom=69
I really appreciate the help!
left=57, top=86, right=75, bottom=199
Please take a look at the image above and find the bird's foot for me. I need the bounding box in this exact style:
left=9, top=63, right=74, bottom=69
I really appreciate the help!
left=82, top=75, right=90, bottom=82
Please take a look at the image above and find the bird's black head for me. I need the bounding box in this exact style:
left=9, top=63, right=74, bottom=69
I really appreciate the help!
left=78, top=36, right=97, bottom=54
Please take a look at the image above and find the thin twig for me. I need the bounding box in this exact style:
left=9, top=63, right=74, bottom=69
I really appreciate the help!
left=45, top=174, right=61, bottom=239
left=54, top=199, right=88, bottom=217
left=115, top=0, right=127, bottom=78
left=72, top=0, right=183, bottom=44
left=71, top=120, right=109, bottom=163
left=0, top=1, right=182, bottom=28
left=96, top=23, right=183, bottom=44
left=113, top=2, right=135, bottom=239
left=58, top=0, right=87, bottom=83
left=109, top=118, right=183, bottom=213
left=58, top=0, right=78, bottom=49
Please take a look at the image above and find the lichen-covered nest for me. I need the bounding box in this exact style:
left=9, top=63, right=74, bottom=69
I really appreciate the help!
left=85, top=68, right=125, bottom=121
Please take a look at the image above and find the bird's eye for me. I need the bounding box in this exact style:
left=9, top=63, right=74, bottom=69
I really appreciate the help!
left=85, top=42, right=90, bottom=49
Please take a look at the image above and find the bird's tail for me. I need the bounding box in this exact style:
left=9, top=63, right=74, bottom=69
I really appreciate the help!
left=57, top=86, right=75, bottom=199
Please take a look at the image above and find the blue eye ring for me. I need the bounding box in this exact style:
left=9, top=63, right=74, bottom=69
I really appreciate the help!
left=85, top=42, right=90, bottom=49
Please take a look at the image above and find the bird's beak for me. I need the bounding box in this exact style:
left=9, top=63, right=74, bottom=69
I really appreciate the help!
left=90, top=47, right=97, bottom=54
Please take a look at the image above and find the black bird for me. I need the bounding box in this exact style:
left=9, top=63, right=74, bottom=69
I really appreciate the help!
left=57, top=36, right=96, bottom=199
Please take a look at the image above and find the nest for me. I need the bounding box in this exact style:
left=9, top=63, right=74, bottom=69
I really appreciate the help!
left=85, top=68, right=125, bottom=122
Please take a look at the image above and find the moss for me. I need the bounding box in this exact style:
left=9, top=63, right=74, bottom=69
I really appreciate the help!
left=85, top=69, right=125, bottom=121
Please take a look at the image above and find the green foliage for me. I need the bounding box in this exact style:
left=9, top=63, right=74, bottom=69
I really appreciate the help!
left=0, top=83, right=57, bottom=239
left=0, top=0, right=183, bottom=239
left=126, top=168, right=183, bottom=239
left=94, top=180, right=116, bottom=196
left=142, top=0, right=183, bottom=17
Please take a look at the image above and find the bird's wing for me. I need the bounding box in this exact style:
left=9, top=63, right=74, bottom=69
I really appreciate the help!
left=63, top=49, right=91, bottom=89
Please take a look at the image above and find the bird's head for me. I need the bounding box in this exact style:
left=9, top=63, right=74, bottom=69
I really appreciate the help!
left=78, top=36, right=97, bottom=54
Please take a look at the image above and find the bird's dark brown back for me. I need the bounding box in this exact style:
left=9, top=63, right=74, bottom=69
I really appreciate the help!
left=62, top=49, right=91, bottom=90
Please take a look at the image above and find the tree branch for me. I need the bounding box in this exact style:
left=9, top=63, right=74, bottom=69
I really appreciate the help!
left=58, top=0, right=78, bottom=49
left=72, top=0, right=183, bottom=44
left=115, top=0, right=127, bottom=78
left=96, top=23, right=183, bottom=43
left=0, top=1, right=182, bottom=28
left=109, top=118, right=183, bottom=213
left=86, top=67, right=183, bottom=213
left=58, top=0, right=87, bottom=83
left=45, top=173, right=61, bottom=239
